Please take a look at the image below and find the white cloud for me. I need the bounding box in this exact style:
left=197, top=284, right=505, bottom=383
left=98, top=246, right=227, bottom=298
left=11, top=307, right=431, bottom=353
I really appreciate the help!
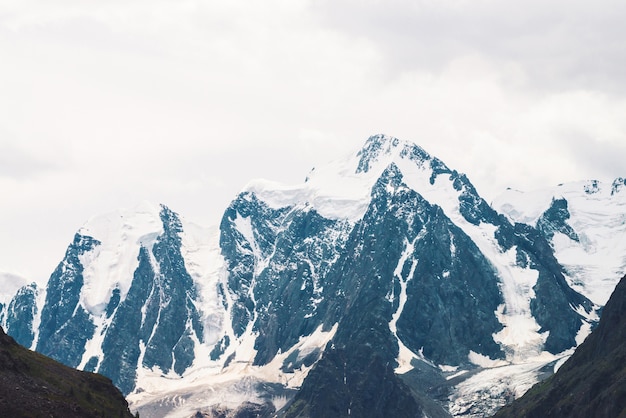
left=1, top=0, right=625, bottom=281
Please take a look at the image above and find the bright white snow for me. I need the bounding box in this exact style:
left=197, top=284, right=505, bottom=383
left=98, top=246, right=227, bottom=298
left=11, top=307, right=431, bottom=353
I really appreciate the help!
left=389, top=236, right=420, bottom=374
left=78, top=201, right=164, bottom=316
left=493, top=180, right=626, bottom=305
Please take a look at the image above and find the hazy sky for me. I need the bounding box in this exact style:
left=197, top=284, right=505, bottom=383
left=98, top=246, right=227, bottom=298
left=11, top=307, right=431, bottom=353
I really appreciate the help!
left=2, top=0, right=626, bottom=283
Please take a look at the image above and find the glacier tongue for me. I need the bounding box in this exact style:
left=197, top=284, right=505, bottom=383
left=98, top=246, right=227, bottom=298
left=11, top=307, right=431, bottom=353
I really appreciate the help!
left=128, top=323, right=338, bottom=417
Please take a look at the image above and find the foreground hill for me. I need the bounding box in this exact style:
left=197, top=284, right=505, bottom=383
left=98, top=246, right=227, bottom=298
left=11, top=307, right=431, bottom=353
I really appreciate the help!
left=493, top=273, right=626, bottom=418
left=0, top=325, right=134, bottom=417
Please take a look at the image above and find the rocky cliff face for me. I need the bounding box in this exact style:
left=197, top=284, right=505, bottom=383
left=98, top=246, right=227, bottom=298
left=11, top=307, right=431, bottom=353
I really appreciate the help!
left=2, top=282, right=38, bottom=349
left=36, top=233, right=100, bottom=367
left=96, top=206, right=205, bottom=394
left=2, top=135, right=624, bottom=417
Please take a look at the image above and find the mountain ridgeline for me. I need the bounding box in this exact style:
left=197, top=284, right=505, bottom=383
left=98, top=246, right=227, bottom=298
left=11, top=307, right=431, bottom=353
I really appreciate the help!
left=1, top=135, right=624, bottom=417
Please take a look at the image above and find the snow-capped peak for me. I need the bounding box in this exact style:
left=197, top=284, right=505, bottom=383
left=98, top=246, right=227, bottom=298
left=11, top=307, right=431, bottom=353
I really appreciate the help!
left=77, top=201, right=165, bottom=316
left=355, top=134, right=436, bottom=174
left=245, top=134, right=454, bottom=222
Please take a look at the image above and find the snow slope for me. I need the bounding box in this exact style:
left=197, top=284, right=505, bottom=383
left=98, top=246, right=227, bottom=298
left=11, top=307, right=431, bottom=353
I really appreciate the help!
left=493, top=179, right=626, bottom=305
left=78, top=200, right=164, bottom=316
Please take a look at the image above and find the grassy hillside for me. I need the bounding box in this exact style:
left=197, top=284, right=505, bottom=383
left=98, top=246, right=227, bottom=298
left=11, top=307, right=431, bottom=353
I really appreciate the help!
left=0, top=326, right=134, bottom=418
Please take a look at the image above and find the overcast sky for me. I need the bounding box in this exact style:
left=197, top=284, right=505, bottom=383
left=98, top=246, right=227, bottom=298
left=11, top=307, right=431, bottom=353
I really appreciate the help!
left=2, top=0, right=626, bottom=283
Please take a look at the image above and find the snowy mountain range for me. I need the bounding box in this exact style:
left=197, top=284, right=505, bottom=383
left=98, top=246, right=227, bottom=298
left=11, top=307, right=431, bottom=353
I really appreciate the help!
left=1, top=135, right=625, bottom=417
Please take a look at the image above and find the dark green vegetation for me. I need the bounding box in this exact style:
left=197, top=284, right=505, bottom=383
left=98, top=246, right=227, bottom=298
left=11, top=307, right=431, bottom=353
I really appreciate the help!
left=493, top=274, right=626, bottom=418
left=0, top=326, right=134, bottom=418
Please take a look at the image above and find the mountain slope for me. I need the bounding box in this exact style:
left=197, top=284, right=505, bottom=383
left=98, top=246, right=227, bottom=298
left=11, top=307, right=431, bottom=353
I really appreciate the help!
left=0, top=325, right=134, bottom=417
left=279, top=137, right=596, bottom=417
left=493, top=179, right=626, bottom=305
left=493, top=273, right=626, bottom=418
left=0, top=273, right=39, bottom=349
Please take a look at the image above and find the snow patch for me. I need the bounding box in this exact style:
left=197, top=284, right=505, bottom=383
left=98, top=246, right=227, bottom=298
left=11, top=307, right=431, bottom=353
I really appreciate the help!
left=29, top=286, right=47, bottom=350
left=78, top=201, right=163, bottom=316
left=179, top=220, right=225, bottom=347
left=439, top=364, right=459, bottom=373
left=389, top=236, right=420, bottom=374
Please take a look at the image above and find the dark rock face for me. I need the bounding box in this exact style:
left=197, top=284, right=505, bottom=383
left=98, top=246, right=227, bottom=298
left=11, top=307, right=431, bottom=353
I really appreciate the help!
left=0, top=325, right=134, bottom=418
left=140, top=206, right=204, bottom=376
left=220, top=192, right=292, bottom=340
left=219, top=191, right=352, bottom=366
left=451, top=171, right=500, bottom=226
left=493, top=274, right=626, bottom=418
left=250, top=207, right=350, bottom=365
left=99, top=205, right=204, bottom=395
left=505, top=221, right=593, bottom=354
left=349, top=165, right=504, bottom=365
left=491, top=209, right=594, bottom=356
left=36, top=233, right=99, bottom=367
left=99, top=246, right=157, bottom=395
left=536, top=198, right=579, bottom=242
left=285, top=345, right=422, bottom=418
left=285, top=165, right=504, bottom=416
left=3, top=282, right=38, bottom=348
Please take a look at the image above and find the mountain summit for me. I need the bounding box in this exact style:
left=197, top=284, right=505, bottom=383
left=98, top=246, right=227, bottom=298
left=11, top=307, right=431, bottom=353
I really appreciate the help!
left=1, top=135, right=624, bottom=417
